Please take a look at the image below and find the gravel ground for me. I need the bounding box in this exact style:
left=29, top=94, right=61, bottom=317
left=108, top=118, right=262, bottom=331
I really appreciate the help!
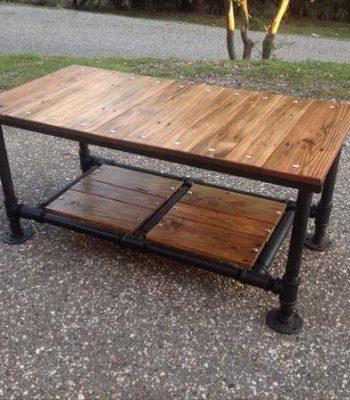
left=1, top=3, right=350, bottom=63
left=0, top=125, right=349, bottom=399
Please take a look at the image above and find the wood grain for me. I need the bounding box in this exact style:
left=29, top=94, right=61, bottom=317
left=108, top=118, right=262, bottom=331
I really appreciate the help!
left=46, top=165, right=183, bottom=234
left=264, top=101, right=350, bottom=183
left=146, top=215, right=266, bottom=267
left=180, top=184, right=286, bottom=224
left=46, top=189, right=151, bottom=233
left=87, top=165, right=182, bottom=198
left=147, top=183, right=286, bottom=267
left=1, top=65, right=349, bottom=190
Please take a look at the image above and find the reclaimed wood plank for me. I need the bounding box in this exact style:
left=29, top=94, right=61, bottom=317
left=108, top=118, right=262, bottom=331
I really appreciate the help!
left=12, top=71, right=143, bottom=123
left=147, top=183, right=286, bottom=267
left=87, top=165, right=183, bottom=198
left=1, top=66, right=349, bottom=190
left=46, top=189, right=151, bottom=234
left=1, top=67, right=103, bottom=116
left=73, top=179, right=166, bottom=211
left=180, top=184, right=286, bottom=224
left=168, top=202, right=279, bottom=240
left=264, top=101, right=350, bottom=184
left=146, top=215, right=265, bottom=267
left=0, top=65, right=84, bottom=112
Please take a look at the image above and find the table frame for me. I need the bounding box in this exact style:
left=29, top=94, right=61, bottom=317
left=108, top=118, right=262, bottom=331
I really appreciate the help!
left=0, top=125, right=341, bottom=334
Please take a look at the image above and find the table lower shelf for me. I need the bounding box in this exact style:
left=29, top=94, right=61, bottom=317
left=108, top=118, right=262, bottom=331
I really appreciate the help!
left=45, top=164, right=288, bottom=269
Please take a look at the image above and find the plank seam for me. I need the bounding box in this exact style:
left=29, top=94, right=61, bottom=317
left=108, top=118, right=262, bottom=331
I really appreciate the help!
left=136, top=180, right=192, bottom=236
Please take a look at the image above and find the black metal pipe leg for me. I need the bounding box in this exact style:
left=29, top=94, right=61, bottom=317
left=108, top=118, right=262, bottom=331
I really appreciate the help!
left=0, top=126, right=33, bottom=244
left=79, top=141, right=93, bottom=173
left=305, top=152, right=341, bottom=251
left=267, top=190, right=313, bottom=334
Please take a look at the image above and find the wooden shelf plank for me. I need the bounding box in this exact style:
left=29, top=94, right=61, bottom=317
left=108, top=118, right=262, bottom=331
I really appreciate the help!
left=46, top=165, right=183, bottom=234
left=87, top=165, right=182, bottom=198
left=147, top=184, right=286, bottom=268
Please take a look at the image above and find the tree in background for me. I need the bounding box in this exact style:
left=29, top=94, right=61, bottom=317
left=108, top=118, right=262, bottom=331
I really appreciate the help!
left=225, top=0, right=254, bottom=60
left=225, top=0, right=291, bottom=60
left=240, top=0, right=254, bottom=59
left=262, top=0, right=290, bottom=59
left=225, top=0, right=237, bottom=59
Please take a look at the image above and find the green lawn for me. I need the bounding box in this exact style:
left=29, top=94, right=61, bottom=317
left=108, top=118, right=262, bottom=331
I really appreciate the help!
left=1, top=55, right=349, bottom=100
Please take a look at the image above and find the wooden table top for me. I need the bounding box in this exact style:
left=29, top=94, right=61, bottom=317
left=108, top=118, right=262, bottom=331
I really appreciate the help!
left=1, top=65, right=349, bottom=191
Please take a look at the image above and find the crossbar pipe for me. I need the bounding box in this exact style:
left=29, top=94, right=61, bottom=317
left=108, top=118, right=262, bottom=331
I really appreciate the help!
left=18, top=205, right=282, bottom=294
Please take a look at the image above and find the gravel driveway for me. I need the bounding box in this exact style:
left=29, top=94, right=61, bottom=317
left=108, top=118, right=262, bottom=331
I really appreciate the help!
left=1, top=3, right=350, bottom=62
left=0, top=128, right=349, bottom=399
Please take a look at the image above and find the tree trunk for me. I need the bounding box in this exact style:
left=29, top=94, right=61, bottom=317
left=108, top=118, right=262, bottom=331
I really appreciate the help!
left=262, top=33, right=275, bottom=59
left=225, top=0, right=237, bottom=60
left=240, top=0, right=254, bottom=59
left=262, top=0, right=290, bottom=59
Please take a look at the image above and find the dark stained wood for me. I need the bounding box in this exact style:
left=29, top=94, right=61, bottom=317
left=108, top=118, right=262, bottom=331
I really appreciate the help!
left=87, top=165, right=183, bottom=198
left=147, top=215, right=266, bottom=267
left=46, top=189, right=151, bottom=233
left=180, top=184, right=286, bottom=224
left=46, top=165, right=182, bottom=234
left=1, top=65, right=349, bottom=190
left=73, top=179, right=165, bottom=210
left=166, top=202, right=277, bottom=240
left=147, top=184, right=286, bottom=267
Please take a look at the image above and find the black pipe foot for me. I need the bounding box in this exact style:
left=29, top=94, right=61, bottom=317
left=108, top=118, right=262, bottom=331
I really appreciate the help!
left=304, top=233, right=332, bottom=252
left=1, top=227, right=33, bottom=244
left=266, top=309, right=303, bottom=334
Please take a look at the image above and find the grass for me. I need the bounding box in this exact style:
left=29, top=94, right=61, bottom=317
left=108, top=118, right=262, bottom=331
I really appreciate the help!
left=1, top=54, right=349, bottom=100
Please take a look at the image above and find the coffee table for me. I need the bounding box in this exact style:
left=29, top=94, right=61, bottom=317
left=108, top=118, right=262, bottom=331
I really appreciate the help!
left=1, top=65, right=349, bottom=333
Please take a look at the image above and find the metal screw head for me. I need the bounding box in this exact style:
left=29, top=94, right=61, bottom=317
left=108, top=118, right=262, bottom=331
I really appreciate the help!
left=169, top=186, right=176, bottom=191
left=187, top=190, right=193, bottom=195
left=80, top=123, right=88, bottom=126
left=179, top=85, right=185, bottom=88
left=110, top=129, right=117, bottom=133
left=262, top=96, right=268, bottom=100
left=265, top=228, right=272, bottom=233
left=138, top=135, right=147, bottom=140
left=158, top=223, right=164, bottom=227
left=137, top=217, right=143, bottom=222
left=251, top=248, right=259, bottom=253
left=25, top=111, right=32, bottom=115
left=275, top=210, right=282, bottom=215
left=328, top=105, right=335, bottom=109
left=244, top=155, right=252, bottom=159
left=205, top=88, right=212, bottom=92
left=208, top=148, right=216, bottom=152
left=174, top=140, right=181, bottom=145
left=293, top=100, right=299, bottom=104
left=292, top=164, right=300, bottom=169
